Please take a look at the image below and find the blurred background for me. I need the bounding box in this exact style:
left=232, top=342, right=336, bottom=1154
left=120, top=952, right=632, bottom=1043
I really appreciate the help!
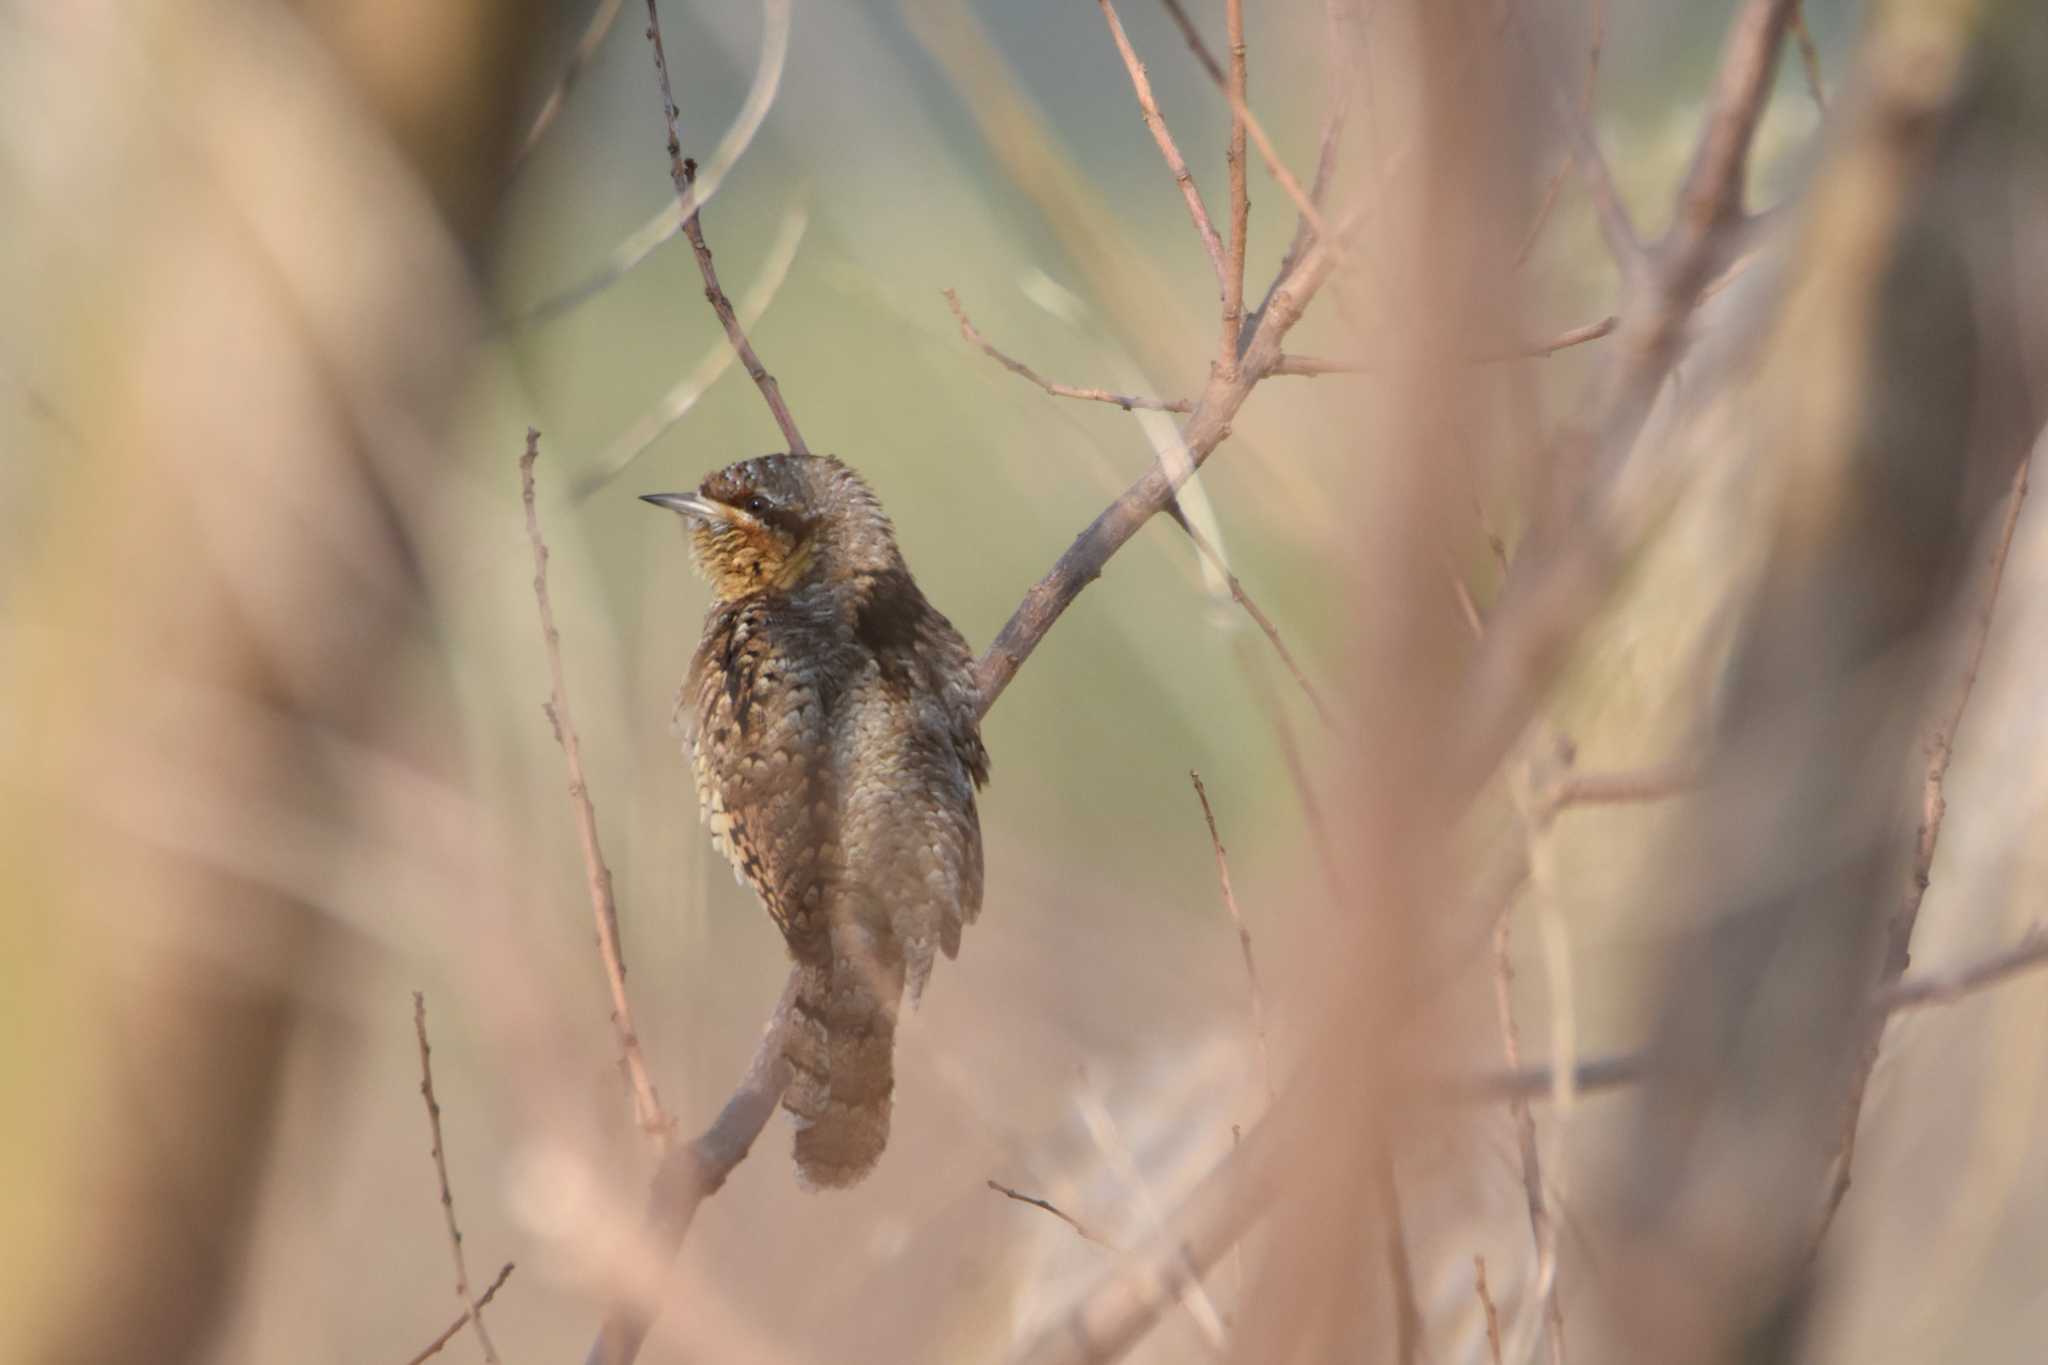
left=4, top=1, right=2047, bottom=1362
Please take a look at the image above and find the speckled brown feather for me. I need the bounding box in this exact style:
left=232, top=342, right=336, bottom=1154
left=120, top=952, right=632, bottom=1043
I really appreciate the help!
left=665, top=455, right=987, bottom=1187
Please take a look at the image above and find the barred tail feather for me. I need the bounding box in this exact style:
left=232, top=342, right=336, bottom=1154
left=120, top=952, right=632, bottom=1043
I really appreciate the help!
left=782, top=930, right=901, bottom=1188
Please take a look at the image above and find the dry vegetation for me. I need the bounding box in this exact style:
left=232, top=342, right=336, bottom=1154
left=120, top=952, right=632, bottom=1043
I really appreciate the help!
left=6, top=2, right=2048, bottom=1364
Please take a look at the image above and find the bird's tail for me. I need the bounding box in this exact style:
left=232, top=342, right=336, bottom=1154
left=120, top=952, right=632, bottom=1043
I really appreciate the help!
left=783, top=926, right=901, bottom=1188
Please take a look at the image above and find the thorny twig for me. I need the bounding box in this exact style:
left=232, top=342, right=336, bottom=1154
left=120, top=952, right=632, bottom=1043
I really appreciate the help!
left=413, top=994, right=503, bottom=1365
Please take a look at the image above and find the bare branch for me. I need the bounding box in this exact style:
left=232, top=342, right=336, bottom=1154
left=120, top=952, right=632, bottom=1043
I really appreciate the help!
left=1457, top=0, right=1799, bottom=792
left=1876, top=926, right=2048, bottom=1013
left=1219, top=0, right=1249, bottom=378
left=1097, top=0, right=1228, bottom=296
left=1168, top=507, right=1333, bottom=725
left=516, top=0, right=791, bottom=327
left=988, top=1180, right=1118, bottom=1249
left=643, top=0, right=808, bottom=453
left=974, top=212, right=1352, bottom=715
left=943, top=289, right=1193, bottom=413
left=1190, top=771, right=1273, bottom=1100
left=517, top=0, right=624, bottom=162
left=1157, top=0, right=1225, bottom=85
left=521, top=432, right=673, bottom=1146
left=585, top=978, right=799, bottom=1365
left=412, top=994, right=503, bottom=1365
left=1265, top=314, right=1620, bottom=378
left=404, top=1262, right=517, bottom=1365
left=579, top=205, right=811, bottom=499
left=1815, top=455, right=2031, bottom=1250
left=1546, top=755, right=1700, bottom=812
left=1474, top=1256, right=1505, bottom=1365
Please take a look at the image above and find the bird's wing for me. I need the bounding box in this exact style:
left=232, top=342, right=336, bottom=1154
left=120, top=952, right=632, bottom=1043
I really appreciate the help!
left=681, top=598, right=841, bottom=957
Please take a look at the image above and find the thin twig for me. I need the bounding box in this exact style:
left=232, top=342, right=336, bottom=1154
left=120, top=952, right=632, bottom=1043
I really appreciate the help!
left=643, top=0, right=808, bottom=453
left=1457, top=0, right=1799, bottom=792
left=585, top=977, right=799, bottom=1365
left=517, top=0, right=791, bottom=327
left=1876, top=926, right=2048, bottom=1013
left=989, top=1180, right=1118, bottom=1249
left=404, top=1262, right=517, bottom=1365
left=1515, top=0, right=1607, bottom=265
left=1157, top=0, right=1225, bottom=85
left=1168, top=507, right=1333, bottom=725
left=1190, top=771, right=1273, bottom=1101
left=1545, top=755, right=1700, bottom=812
left=1790, top=5, right=1827, bottom=110
left=413, top=994, right=503, bottom=1365
left=518, top=0, right=624, bottom=162
left=1498, top=768, right=1568, bottom=1365
left=1157, top=0, right=1353, bottom=276
left=1219, top=0, right=1248, bottom=378
left=579, top=204, right=811, bottom=498
left=943, top=289, right=1192, bottom=413
left=1813, top=456, right=2030, bottom=1251
left=1264, top=314, right=1621, bottom=378
left=1474, top=1255, right=1506, bottom=1365
left=521, top=431, right=673, bottom=1147
left=1097, top=0, right=1228, bottom=296
left=973, top=207, right=1354, bottom=715
left=1456, top=921, right=2048, bottom=1104
left=940, top=291, right=1331, bottom=721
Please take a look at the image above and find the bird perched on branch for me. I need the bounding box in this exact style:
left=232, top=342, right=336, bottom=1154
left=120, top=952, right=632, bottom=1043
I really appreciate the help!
left=643, top=455, right=989, bottom=1187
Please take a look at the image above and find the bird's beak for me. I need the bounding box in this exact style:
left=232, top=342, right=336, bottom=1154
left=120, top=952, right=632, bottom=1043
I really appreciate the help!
left=640, top=491, right=722, bottom=522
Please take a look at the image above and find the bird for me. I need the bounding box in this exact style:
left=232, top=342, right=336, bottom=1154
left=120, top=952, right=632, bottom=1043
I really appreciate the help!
left=642, top=454, right=989, bottom=1187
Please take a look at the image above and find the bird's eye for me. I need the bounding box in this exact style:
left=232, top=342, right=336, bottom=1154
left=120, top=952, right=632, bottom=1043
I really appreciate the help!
left=745, top=495, right=769, bottom=515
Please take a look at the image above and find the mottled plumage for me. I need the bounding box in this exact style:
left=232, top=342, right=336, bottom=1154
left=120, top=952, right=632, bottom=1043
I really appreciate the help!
left=643, top=455, right=988, bottom=1187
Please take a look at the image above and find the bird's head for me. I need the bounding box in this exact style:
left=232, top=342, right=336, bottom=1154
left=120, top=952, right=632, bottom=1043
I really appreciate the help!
left=642, top=454, right=900, bottom=601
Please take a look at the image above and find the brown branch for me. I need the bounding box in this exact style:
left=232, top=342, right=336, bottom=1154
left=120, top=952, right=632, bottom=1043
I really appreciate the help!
left=1097, top=0, right=1228, bottom=296
left=643, top=0, right=808, bottom=454
left=586, top=977, right=799, bottom=1365
left=1010, top=900, right=2048, bottom=1365
left=1875, top=926, right=2048, bottom=1013
left=942, top=289, right=1193, bottom=413
left=1490, top=912, right=1566, bottom=1365
left=1219, top=0, right=1248, bottom=378
left=1265, top=314, right=1620, bottom=378
left=973, top=211, right=1352, bottom=715
left=1157, top=0, right=1225, bottom=85
left=517, top=0, right=624, bottom=162
left=939, top=293, right=1329, bottom=721
left=988, top=1179, right=1118, bottom=1249
left=1546, top=755, right=1700, bottom=811
left=1814, top=455, right=2030, bottom=1251
left=1457, top=0, right=1798, bottom=793
left=1190, top=771, right=1273, bottom=1100
left=1790, top=4, right=1827, bottom=110
left=1474, top=1255, right=1505, bottom=1365
left=1168, top=507, right=1333, bottom=726
left=404, top=1262, right=517, bottom=1365
left=522, top=431, right=674, bottom=1147
left=412, top=994, right=503, bottom=1365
